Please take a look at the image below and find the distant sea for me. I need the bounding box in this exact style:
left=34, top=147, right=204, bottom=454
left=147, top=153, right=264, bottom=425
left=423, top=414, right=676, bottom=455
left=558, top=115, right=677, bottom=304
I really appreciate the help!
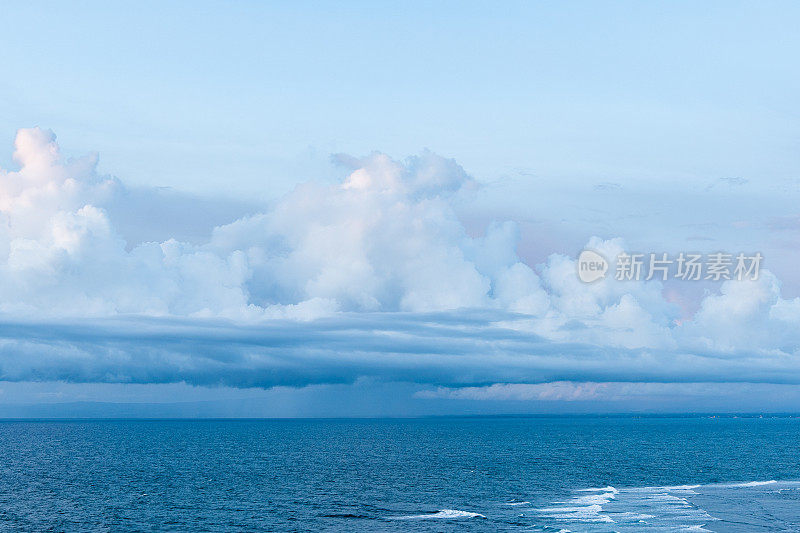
left=0, top=416, right=798, bottom=531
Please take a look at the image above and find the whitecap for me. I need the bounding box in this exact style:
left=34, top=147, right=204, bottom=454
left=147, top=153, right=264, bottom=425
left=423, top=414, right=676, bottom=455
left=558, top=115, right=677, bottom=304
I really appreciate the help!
left=576, top=486, right=618, bottom=493
left=574, top=492, right=617, bottom=505
left=662, top=484, right=701, bottom=491
left=723, top=480, right=776, bottom=488
left=535, top=503, right=615, bottom=523
left=391, top=509, right=486, bottom=520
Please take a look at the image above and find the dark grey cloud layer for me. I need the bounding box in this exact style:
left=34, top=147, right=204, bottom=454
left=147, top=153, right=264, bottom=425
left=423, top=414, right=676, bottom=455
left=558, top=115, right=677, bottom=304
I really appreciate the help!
left=0, top=312, right=797, bottom=389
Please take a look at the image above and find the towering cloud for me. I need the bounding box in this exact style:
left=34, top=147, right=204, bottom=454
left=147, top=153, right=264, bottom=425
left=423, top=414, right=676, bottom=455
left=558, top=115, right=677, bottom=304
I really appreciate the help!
left=0, top=128, right=797, bottom=388
left=0, top=129, right=550, bottom=320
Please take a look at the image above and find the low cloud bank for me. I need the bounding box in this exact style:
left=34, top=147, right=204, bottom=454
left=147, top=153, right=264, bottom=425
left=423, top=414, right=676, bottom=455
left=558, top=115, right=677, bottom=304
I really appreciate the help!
left=0, top=312, right=798, bottom=388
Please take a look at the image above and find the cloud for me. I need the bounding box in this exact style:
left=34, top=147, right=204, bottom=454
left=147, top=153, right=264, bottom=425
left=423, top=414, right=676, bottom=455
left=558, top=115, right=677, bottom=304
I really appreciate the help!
left=0, top=128, right=798, bottom=390
left=415, top=381, right=800, bottom=404
left=0, top=311, right=798, bottom=389
left=0, top=130, right=544, bottom=319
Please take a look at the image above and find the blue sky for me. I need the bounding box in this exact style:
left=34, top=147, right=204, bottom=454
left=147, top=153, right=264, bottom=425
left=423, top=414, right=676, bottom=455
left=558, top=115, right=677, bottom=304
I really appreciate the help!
left=3, top=1, right=798, bottom=196
left=0, top=2, right=799, bottom=416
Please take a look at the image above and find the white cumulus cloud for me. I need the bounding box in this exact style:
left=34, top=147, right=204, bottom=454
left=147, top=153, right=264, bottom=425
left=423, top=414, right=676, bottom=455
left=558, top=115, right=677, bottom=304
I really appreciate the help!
left=0, top=128, right=797, bottom=389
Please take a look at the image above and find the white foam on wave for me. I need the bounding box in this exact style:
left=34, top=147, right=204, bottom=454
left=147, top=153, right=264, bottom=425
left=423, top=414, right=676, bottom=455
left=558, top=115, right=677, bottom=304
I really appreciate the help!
left=535, top=487, right=619, bottom=524
left=615, top=511, right=656, bottom=520
left=536, top=480, right=800, bottom=531
left=391, top=509, right=486, bottom=520
left=663, top=484, right=701, bottom=491
left=503, top=501, right=530, bottom=506
left=626, top=485, right=699, bottom=495
left=576, top=486, right=619, bottom=494
left=574, top=492, right=617, bottom=505
left=722, top=480, right=776, bottom=488
left=534, top=484, right=716, bottom=530
left=535, top=503, right=615, bottom=523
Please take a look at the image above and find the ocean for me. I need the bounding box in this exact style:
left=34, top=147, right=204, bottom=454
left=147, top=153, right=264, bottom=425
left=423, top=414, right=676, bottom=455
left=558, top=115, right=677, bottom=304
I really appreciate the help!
left=0, top=416, right=798, bottom=531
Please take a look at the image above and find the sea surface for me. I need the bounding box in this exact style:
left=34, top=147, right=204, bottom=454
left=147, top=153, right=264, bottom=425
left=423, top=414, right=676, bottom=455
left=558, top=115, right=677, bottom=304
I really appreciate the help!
left=0, top=416, right=798, bottom=532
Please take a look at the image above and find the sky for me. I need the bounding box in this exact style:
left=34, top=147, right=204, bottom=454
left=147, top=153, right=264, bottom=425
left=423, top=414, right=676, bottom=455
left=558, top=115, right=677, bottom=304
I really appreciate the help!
left=0, top=1, right=798, bottom=416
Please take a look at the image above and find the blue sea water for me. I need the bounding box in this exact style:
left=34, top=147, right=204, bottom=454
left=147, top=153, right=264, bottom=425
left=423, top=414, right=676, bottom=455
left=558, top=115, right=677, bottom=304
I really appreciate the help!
left=0, top=416, right=798, bottom=532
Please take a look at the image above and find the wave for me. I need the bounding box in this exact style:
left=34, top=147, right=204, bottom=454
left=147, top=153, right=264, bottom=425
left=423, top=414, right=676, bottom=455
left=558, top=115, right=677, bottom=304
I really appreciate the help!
left=535, top=503, right=615, bottom=523
left=321, top=513, right=373, bottom=519
left=576, top=486, right=619, bottom=493
left=533, top=480, right=800, bottom=531
left=574, top=492, right=617, bottom=506
left=391, top=509, right=486, bottom=520
left=662, top=484, right=701, bottom=491
left=720, top=480, right=776, bottom=488
left=535, top=485, right=618, bottom=524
